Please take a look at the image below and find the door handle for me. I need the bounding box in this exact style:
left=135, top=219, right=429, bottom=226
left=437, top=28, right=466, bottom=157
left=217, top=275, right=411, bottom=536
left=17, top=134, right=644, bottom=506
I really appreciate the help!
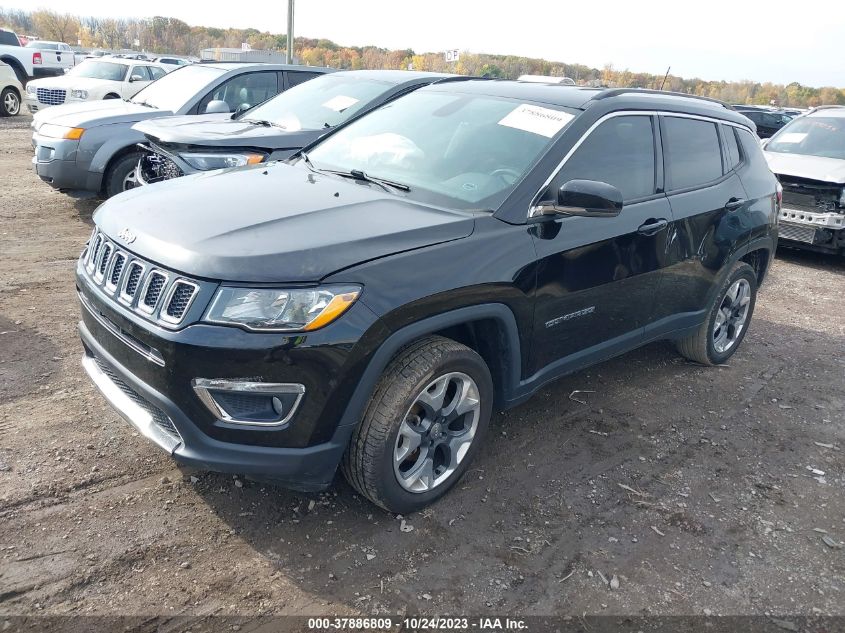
left=637, top=218, right=669, bottom=236
left=725, top=197, right=746, bottom=211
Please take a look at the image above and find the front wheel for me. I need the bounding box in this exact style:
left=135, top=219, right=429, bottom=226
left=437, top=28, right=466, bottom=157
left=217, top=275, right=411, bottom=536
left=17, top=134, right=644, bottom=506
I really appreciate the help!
left=104, top=152, right=142, bottom=198
left=676, top=261, right=758, bottom=365
left=341, top=336, right=493, bottom=513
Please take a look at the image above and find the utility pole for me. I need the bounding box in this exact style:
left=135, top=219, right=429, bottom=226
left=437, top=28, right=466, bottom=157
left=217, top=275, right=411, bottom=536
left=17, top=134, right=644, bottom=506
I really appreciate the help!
left=286, top=0, right=295, bottom=64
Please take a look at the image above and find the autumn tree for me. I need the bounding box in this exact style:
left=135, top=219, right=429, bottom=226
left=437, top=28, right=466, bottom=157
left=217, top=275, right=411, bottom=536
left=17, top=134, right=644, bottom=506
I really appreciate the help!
left=31, top=10, right=80, bottom=43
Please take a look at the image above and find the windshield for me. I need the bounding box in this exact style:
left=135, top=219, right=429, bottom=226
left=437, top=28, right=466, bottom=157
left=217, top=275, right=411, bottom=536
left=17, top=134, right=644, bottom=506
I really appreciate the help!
left=306, top=90, right=576, bottom=209
left=241, top=74, right=392, bottom=131
left=767, top=116, right=845, bottom=159
left=68, top=61, right=128, bottom=82
left=130, top=64, right=225, bottom=112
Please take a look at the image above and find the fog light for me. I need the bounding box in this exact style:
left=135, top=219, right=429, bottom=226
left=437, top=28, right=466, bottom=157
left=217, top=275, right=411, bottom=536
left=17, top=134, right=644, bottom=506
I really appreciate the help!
left=192, top=379, right=304, bottom=427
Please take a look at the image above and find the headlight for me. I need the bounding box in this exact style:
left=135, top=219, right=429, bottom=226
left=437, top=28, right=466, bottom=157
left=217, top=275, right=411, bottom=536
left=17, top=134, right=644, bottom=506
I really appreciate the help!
left=179, top=151, right=265, bottom=171
left=205, top=285, right=361, bottom=332
left=37, top=124, right=85, bottom=140
left=70, top=89, right=88, bottom=99
left=26, top=84, right=36, bottom=95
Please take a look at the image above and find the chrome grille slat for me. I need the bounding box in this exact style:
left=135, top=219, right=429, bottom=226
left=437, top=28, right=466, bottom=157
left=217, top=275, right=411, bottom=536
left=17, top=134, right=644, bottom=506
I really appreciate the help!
left=161, top=280, right=198, bottom=324
left=107, top=252, right=126, bottom=290
left=79, top=229, right=204, bottom=328
left=36, top=88, right=66, bottom=106
left=140, top=270, right=167, bottom=313
left=122, top=262, right=144, bottom=300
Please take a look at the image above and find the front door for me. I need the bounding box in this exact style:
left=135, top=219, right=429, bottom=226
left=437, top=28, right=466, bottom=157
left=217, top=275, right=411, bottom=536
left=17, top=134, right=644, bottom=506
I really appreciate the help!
left=529, top=113, right=672, bottom=374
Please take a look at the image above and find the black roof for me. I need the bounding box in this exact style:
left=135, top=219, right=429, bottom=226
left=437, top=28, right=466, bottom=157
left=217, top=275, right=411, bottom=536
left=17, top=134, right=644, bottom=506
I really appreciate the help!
left=425, top=80, right=752, bottom=127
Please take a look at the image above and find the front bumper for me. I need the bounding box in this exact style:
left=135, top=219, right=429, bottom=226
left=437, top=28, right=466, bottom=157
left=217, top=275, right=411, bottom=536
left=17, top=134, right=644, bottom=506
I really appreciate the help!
left=31, top=131, right=98, bottom=191
left=76, top=262, right=385, bottom=490
left=80, top=322, right=355, bottom=490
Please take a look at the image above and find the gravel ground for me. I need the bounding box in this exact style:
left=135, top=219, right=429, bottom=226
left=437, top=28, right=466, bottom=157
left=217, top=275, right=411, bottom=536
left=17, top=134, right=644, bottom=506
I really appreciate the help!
left=1, top=112, right=844, bottom=620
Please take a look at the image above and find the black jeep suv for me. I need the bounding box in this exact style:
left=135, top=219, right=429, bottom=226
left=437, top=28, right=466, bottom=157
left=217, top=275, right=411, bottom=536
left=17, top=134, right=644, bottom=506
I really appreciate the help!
left=76, top=82, right=779, bottom=513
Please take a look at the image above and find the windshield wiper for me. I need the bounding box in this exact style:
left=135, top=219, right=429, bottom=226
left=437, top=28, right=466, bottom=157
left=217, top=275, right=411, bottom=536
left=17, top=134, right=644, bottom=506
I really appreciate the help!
left=328, top=168, right=411, bottom=192
left=132, top=100, right=156, bottom=108
left=298, top=155, right=410, bottom=192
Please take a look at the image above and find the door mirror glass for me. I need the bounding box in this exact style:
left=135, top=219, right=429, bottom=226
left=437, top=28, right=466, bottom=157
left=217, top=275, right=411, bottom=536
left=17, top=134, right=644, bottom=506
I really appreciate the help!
left=547, top=179, right=623, bottom=217
left=204, top=99, right=231, bottom=114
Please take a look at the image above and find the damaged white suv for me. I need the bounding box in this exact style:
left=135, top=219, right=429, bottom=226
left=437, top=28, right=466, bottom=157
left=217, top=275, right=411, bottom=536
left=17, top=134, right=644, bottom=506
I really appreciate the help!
left=763, top=105, right=845, bottom=255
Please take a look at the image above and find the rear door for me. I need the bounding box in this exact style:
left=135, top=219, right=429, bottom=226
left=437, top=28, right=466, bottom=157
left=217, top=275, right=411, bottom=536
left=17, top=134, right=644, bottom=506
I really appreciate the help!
left=530, top=113, right=673, bottom=372
left=655, top=115, right=750, bottom=327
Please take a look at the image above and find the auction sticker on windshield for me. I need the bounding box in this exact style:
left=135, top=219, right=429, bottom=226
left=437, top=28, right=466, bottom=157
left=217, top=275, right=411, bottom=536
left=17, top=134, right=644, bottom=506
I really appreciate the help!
left=323, top=95, right=360, bottom=112
left=776, top=132, right=808, bottom=144
left=498, top=104, right=574, bottom=138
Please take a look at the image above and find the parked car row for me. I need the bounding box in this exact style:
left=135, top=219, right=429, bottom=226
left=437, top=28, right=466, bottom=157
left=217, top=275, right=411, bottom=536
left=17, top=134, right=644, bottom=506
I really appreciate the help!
left=25, top=57, right=171, bottom=113
left=31, top=68, right=782, bottom=511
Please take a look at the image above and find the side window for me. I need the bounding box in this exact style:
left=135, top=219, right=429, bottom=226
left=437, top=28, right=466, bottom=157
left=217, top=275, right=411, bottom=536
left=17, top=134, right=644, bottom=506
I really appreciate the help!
left=555, top=115, right=656, bottom=202
left=130, top=66, right=151, bottom=81
left=200, top=71, right=278, bottom=113
left=148, top=66, right=166, bottom=80
left=286, top=71, right=321, bottom=88
left=662, top=116, right=723, bottom=190
left=722, top=125, right=741, bottom=170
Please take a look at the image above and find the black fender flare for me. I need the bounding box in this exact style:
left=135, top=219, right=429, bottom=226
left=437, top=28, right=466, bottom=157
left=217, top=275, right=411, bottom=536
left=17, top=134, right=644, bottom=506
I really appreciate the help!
left=336, top=303, right=523, bottom=431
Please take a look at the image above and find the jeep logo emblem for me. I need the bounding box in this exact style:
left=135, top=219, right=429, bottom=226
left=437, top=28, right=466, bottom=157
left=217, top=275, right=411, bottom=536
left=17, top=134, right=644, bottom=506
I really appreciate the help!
left=117, top=228, right=136, bottom=244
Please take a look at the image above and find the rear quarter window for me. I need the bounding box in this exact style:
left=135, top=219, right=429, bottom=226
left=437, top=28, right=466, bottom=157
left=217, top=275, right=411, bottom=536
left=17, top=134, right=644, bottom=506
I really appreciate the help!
left=736, top=126, right=776, bottom=197
left=662, top=116, right=723, bottom=190
left=722, top=125, right=741, bottom=170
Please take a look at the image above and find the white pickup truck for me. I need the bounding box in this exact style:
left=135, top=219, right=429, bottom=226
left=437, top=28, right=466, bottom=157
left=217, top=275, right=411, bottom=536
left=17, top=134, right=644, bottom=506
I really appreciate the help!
left=25, top=40, right=76, bottom=76
left=0, top=28, right=35, bottom=84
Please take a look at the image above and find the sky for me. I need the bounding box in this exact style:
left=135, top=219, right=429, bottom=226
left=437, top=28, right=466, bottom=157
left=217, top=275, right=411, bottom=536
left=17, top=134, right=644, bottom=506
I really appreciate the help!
left=3, top=0, right=844, bottom=87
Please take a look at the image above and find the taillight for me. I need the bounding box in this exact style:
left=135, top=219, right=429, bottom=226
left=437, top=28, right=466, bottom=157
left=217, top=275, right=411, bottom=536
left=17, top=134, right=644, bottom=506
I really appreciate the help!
left=776, top=182, right=783, bottom=209
left=32, top=51, right=42, bottom=65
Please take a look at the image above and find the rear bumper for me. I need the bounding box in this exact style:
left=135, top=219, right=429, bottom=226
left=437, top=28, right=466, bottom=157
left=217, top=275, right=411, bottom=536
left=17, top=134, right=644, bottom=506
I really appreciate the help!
left=79, top=319, right=354, bottom=491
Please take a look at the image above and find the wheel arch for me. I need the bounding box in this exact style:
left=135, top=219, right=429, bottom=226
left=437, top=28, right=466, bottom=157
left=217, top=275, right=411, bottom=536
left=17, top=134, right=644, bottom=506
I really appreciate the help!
left=0, top=56, right=26, bottom=83
left=337, top=304, right=523, bottom=432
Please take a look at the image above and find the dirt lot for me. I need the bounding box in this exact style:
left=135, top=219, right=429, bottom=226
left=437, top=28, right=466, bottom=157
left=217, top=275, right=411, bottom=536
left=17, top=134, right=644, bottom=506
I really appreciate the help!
left=1, top=112, right=844, bottom=622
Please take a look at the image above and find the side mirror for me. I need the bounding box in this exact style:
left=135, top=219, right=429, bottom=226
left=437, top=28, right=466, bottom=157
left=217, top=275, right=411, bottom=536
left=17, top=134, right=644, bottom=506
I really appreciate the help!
left=129, top=74, right=145, bottom=82
left=204, top=99, right=230, bottom=114
left=536, top=179, right=623, bottom=218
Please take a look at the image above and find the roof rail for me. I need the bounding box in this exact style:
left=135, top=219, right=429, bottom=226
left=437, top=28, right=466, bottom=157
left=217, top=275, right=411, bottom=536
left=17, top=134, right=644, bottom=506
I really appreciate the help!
left=809, top=104, right=845, bottom=112
left=592, top=88, right=733, bottom=109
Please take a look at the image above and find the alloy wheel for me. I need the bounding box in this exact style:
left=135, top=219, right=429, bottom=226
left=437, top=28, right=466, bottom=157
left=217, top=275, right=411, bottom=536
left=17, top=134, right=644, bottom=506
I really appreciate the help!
left=393, top=371, right=481, bottom=493
left=122, top=168, right=139, bottom=191
left=712, top=278, right=751, bottom=354
left=4, top=91, right=19, bottom=116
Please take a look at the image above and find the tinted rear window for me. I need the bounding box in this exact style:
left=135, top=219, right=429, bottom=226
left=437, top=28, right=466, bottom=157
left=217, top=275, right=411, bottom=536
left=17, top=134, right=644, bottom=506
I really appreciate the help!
left=0, top=31, right=19, bottom=46
left=663, top=116, right=723, bottom=190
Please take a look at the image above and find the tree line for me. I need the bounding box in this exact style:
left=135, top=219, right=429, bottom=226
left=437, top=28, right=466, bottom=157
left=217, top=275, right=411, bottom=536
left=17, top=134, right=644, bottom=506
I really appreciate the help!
left=2, top=8, right=843, bottom=107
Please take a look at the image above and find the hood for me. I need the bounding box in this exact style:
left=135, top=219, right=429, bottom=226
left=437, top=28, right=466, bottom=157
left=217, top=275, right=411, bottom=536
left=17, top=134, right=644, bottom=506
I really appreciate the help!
left=33, top=98, right=171, bottom=129
left=94, top=162, right=475, bottom=283
left=764, top=151, right=845, bottom=184
left=134, top=115, right=323, bottom=150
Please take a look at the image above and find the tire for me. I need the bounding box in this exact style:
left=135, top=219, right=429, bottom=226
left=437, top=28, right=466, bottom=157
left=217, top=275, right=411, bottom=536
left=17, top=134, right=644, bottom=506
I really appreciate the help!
left=0, top=87, right=20, bottom=117
left=676, top=261, right=757, bottom=365
left=341, top=335, right=493, bottom=513
left=104, top=152, right=142, bottom=198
